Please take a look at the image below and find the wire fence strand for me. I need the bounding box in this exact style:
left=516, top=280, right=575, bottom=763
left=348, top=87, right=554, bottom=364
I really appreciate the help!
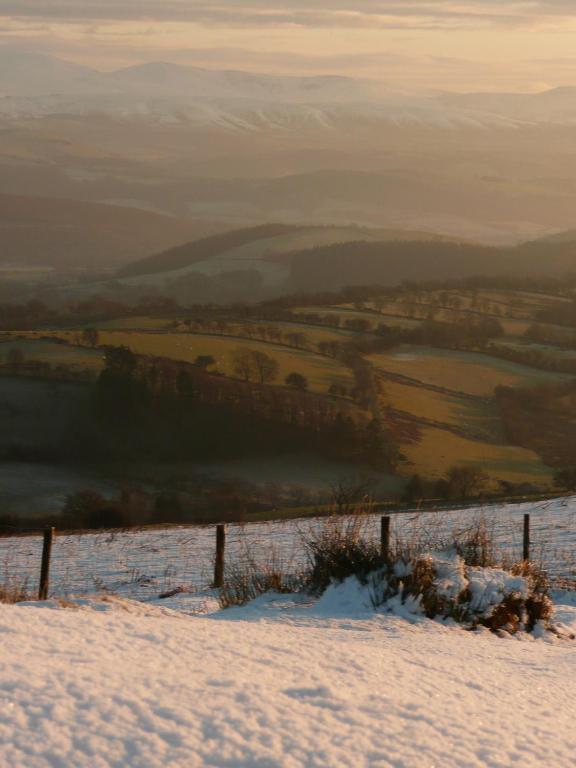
left=1, top=498, right=574, bottom=601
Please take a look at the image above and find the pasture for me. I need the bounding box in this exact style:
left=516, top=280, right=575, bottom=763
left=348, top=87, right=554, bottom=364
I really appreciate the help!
left=369, top=345, right=570, bottom=397
left=401, top=424, right=553, bottom=484
left=378, top=377, right=504, bottom=442
left=92, top=331, right=355, bottom=394
left=0, top=338, right=103, bottom=372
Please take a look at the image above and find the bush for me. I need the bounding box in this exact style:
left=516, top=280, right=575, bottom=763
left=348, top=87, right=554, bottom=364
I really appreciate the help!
left=304, top=515, right=383, bottom=595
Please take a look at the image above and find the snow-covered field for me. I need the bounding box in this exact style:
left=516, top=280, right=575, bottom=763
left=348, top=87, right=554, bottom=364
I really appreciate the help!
left=1, top=498, right=575, bottom=767
left=1, top=497, right=575, bottom=602
left=1, top=585, right=575, bottom=767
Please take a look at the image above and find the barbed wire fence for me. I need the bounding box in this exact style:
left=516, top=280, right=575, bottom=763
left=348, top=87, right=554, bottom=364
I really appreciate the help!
left=1, top=499, right=575, bottom=604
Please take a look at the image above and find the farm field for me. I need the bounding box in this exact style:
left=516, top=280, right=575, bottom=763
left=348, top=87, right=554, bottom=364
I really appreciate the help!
left=401, top=424, right=553, bottom=484
left=4, top=329, right=355, bottom=393
left=369, top=345, right=570, bottom=397
left=0, top=338, right=103, bottom=371
left=378, top=377, right=505, bottom=442
left=293, top=306, right=421, bottom=329
left=491, top=338, right=576, bottom=360
left=90, top=331, right=355, bottom=394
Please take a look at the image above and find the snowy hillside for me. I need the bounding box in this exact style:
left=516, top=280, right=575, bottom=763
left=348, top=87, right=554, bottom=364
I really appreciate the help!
left=2, top=498, right=574, bottom=603
left=0, top=50, right=574, bottom=128
left=1, top=587, right=575, bottom=767
left=1, top=496, right=575, bottom=766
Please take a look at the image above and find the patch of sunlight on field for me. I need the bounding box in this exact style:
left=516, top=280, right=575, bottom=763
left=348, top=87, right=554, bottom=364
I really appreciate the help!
left=379, top=378, right=504, bottom=442
left=95, top=331, right=354, bottom=393
left=369, top=345, right=570, bottom=397
left=403, top=426, right=553, bottom=484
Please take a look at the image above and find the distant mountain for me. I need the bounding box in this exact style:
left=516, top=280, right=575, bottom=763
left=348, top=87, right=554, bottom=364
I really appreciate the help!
left=0, top=194, right=213, bottom=270
left=1, top=50, right=574, bottom=129
left=4, top=50, right=576, bottom=245
left=0, top=50, right=104, bottom=96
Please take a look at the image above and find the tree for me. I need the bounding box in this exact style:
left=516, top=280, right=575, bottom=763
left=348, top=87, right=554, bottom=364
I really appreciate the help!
left=103, top=345, right=137, bottom=377
left=554, top=467, right=576, bottom=491
left=194, top=354, right=216, bottom=370
left=252, top=350, right=278, bottom=384
left=62, top=490, right=109, bottom=527
left=81, top=327, right=99, bottom=348
left=231, top=349, right=254, bottom=382
left=285, top=372, right=308, bottom=391
left=6, top=347, right=24, bottom=369
left=403, top=474, right=425, bottom=503
left=445, top=465, right=488, bottom=500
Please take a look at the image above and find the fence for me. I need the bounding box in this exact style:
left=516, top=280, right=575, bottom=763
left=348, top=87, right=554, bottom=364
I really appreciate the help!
left=1, top=497, right=575, bottom=603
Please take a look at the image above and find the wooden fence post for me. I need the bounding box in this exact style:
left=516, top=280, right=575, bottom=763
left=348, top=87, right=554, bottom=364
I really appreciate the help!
left=381, top=516, right=391, bottom=561
left=38, top=527, right=55, bottom=601
left=523, top=514, right=530, bottom=562
left=214, top=524, right=226, bottom=588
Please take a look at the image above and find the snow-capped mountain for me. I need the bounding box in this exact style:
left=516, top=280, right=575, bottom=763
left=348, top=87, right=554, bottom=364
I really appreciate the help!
left=3, top=49, right=576, bottom=130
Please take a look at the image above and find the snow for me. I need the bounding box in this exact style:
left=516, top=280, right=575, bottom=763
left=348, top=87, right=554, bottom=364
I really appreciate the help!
left=0, top=587, right=575, bottom=767
left=1, top=497, right=574, bottom=603
left=0, top=50, right=571, bottom=128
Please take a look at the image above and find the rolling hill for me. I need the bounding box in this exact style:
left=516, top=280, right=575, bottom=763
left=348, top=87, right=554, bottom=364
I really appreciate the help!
left=114, top=223, right=576, bottom=300
left=118, top=223, right=462, bottom=282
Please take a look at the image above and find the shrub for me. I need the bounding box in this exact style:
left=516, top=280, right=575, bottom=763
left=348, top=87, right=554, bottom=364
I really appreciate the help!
left=366, top=550, right=553, bottom=634
left=304, top=514, right=383, bottom=595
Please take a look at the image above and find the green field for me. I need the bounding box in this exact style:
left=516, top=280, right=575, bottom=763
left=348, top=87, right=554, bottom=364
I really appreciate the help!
left=369, top=345, right=570, bottom=397
left=0, top=339, right=103, bottom=371
left=5, top=282, right=574, bottom=489
left=401, top=425, right=553, bottom=485
left=378, top=377, right=504, bottom=442
left=92, top=331, right=355, bottom=394
left=491, top=338, right=576, bottom=361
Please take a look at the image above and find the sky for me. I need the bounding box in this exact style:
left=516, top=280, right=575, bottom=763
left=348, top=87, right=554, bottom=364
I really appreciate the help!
left=2, top=1, right=576, bottom=91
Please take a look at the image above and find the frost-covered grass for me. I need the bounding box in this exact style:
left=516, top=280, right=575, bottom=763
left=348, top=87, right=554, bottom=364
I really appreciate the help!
left=1, top=497, right=574, bottom=604
left=0, top=588, right=575, bottom=767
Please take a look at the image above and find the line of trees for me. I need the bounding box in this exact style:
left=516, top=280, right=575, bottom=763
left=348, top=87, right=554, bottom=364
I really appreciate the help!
left=94, top=346, right=398, bottom=469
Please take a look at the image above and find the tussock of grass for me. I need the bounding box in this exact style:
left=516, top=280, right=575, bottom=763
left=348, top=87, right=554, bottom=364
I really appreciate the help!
left=218, top=512, right=555, bottom=635
left=218, top=548, right=305, bottom=609
left=0, top=582, right=30, bottom=604
left=304, top=514, right=383, bottom=596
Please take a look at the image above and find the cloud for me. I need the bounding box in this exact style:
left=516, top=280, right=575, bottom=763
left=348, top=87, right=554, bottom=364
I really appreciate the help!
left=0, top=2, right=574, bottom=29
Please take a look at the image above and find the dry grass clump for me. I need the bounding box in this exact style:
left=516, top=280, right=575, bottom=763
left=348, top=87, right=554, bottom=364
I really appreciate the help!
left=0, top=581, right=30, bottom=604
left=304, top=514, right=383, bottom=596
left=217, top=511, right=555, bottom=634
left=304, top=513, right=554, bottom=634
left=218, top=550, right=305, bottom=609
